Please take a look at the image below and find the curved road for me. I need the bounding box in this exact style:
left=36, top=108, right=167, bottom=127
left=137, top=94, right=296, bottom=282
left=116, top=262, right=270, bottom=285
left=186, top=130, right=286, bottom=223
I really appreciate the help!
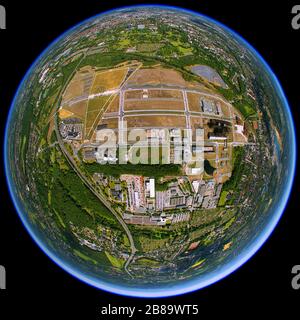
left=54, top=117, right=137, bottom=274
left=52, top=55, right=137, bottom=275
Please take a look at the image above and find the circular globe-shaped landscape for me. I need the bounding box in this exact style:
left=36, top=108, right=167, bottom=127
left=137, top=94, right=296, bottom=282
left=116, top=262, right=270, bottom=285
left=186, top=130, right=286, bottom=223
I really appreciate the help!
left=5, top=5, right=296, bottom=297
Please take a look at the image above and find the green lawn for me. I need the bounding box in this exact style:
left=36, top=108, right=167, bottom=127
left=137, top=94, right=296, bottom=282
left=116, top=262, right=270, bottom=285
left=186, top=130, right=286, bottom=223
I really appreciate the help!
left=84, top=162, right=182, bottom=178
left=74, top=249, right=98, bottom=264
left=105, top=251, right=125, bottom=268
left=218, top=191, right=229, bottom=206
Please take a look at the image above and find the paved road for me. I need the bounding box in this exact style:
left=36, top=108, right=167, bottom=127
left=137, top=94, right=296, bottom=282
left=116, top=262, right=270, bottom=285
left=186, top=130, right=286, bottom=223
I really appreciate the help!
left=54, top=116, right=137, bottom=274
left=182, top=90, right=191, bottom=130
left=100, top=86, right=234, bottom=123
left=125, top=86, right=234, bottom=108
left=52, top=55, right=137, bottom=275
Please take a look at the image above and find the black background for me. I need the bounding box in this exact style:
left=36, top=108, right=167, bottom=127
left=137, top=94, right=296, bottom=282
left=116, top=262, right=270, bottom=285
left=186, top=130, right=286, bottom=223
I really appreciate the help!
left=0, top=0, right=299, bottom=317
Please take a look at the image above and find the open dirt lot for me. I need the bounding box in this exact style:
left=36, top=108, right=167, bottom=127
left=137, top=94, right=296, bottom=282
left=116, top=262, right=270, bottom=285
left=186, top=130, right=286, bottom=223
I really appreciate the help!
left=124, top=99, right=184, bottom=111
left=125, top=90, right=143, bottom=100
left=59, top=109, right=74, bottom=119
left=98, top=117, right=119, bottom=130
left=148, top=89, right=183, bottom=99
left=62, top=67, right=94, bottom=103
left=220, top=102, right=231, bottom=118
left=190, top=116, right=204, bottom=129
left=125, top=89, right=183, bottom=100
left=187, top=92, right=201, bottom=112
left=127, top=68, right=186, bottom=87
left=104, top=94, right=120, bottom=113
left=124, top=114, right=186, bottom=128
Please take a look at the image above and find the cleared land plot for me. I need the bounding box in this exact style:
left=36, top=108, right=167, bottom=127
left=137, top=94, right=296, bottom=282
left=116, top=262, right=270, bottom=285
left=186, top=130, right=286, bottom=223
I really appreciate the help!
left=90, top=68, right=128, bottom=94
left=190, top=116, right=204, bottom=140
left=85, top=95, right=115, bottom=138
left=148, top=89, right=183, bottom=99
left=98, top=117, right=119, bottom=129
left=125, top=89, right=183, bottom=100
left=63, top=100, right=87, bottom=119
left=62, top=68, right=94, bottom=103
left=87, top=96, right=111, bottom=113
left=125, top=90, right=143, bottom=100
left=104, top=94, right=120, bottom=113
left=124, top=115, right=186, bottom=128
left=234, top=132, right=247, bottom=143
left=59, top=109, right=74, bottom=119
left=216, top=165, right=232, bottom=183
left=218, top=144, right=230, bottom=160
left=190, top=116, right=204, bottom=130
left=127, top=68, right=186, bottom=87
left=220, top=102, right=231, bottom=118
left=187, top=92, right=232, bottom=118
left=63, top=80, right=83, bottom=101
left=124, top=99, right=184, bottom=111
left=187, top=92, right=201, bottom=112
left=204, top=151, right=217, bottom=161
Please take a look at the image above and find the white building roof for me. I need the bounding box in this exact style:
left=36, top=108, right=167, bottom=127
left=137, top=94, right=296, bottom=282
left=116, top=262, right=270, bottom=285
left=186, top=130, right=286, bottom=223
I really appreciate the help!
left=149, top=179, right=155, bottom=198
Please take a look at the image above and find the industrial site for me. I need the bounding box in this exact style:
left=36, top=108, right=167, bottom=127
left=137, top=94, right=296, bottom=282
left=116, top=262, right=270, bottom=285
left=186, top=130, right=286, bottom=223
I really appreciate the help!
left=57, top=62, right=249, bottom=226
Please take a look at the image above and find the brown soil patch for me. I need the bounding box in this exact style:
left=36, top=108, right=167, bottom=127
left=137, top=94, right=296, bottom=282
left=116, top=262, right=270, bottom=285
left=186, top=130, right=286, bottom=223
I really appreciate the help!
left=124, top=99, right=184, bottom=111
left=124, top=115, right=186, bottom=128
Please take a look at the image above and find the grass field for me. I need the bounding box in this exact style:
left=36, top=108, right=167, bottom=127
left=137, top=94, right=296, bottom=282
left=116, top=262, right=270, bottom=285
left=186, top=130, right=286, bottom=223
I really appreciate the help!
left=62, top=100, right=88, bottom=120
left=137, top=43, right=162, bottom=52
left=234, top=102, right=257, bottom=118
left=74, top=250, right=98, bottom=264
left=59, top=109, right=74, bottom=119
left=138, top=236, right=169, bottom=252
left=218, top=190, right=229, bottom=206
left=191, top=258, right=206, bottom=268
left=135, top=258, right=160, bottom=266
left=97, top=117, right=119, bottom=130
left=90, top=68, right=128, bottom=94
left=104, top=94, right=120, bottom=113
left=83, top=67, right=131, bottom=138
left=105, top=251, right=125, bottom=268
left=85, top=95, right=116, bottom=139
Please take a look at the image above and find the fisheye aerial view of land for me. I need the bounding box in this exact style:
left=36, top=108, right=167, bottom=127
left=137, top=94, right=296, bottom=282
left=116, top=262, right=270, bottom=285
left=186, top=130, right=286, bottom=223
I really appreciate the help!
left=5, top=6, right=294, bottom=295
